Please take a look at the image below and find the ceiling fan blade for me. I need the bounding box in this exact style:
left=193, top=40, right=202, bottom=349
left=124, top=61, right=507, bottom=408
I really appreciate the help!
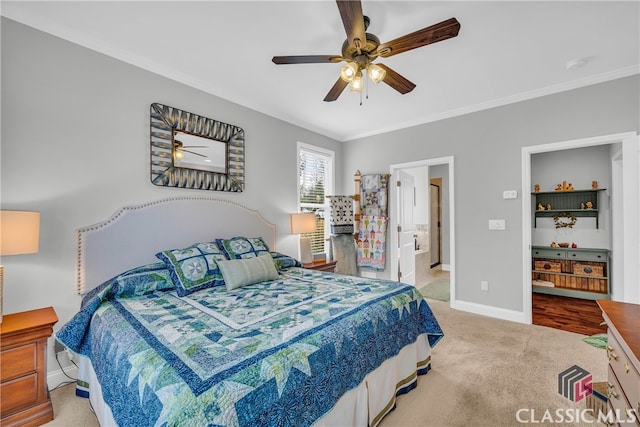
left=182, top=145, right=207, bottom=148
left=181, top=149, right=207, bottom=158
left=377, top=64, right=416, bottom=94
left=336, top=0, right=366, bottom=50
left=272, top=55, right=343, bottom=65
left=323, top=77, right=349, bottom=102
left=376, top=17, right=460, bottom=58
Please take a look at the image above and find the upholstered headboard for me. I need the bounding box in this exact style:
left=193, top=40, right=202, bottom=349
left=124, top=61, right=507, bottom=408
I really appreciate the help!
left=76, top=197, right=277, bottom=295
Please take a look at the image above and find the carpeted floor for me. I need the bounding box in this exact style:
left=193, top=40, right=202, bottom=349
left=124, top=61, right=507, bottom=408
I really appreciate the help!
left=44, top=299, right=607, bottom=427
left=419, top=277, right=450, bottom=301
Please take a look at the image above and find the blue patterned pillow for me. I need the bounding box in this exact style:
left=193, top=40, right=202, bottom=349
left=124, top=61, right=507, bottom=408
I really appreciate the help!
left=115, top=262, right=175, bottom=297
left=216, top=236, right=270, bottom=259
left=270, top=251, right=302, bottom=270
left=156, top=241, right=228, bottom=296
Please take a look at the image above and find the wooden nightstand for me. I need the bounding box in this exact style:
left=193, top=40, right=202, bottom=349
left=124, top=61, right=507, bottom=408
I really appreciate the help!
left=1, top=306, right=58, bottom=427
left=303, top=259, right=337, bottom=272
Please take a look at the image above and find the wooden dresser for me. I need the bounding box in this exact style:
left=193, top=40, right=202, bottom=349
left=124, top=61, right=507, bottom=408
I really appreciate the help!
left=0, top=307, right=58, bottom=426
left=598, top=300, right=640, bottom=426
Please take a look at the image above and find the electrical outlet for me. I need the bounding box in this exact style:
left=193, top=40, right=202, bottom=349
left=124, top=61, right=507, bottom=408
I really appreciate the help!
left=480, top=280, right=489, bottom=291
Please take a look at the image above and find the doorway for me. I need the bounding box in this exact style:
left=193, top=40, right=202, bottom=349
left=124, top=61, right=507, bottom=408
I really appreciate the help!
left=389, top=156, right=456, bottom=305
left=429, top=181, right=441, bottom=268
left=521, top=132, right=639, bottom=323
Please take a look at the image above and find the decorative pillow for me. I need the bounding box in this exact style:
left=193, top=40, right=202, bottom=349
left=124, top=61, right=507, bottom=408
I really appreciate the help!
left=217, top=253, right=280, bottom=291
left=156, top=241, right=228, bottom=296
left=270, top=251, right=303, bottom=270
left=115, top=262, right=175, bottom=297
left=216, top=236, right=270, bottom=259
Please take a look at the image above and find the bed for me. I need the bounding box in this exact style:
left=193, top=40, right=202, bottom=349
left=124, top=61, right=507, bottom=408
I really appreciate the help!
left=56, top=197, right=443, bottom=426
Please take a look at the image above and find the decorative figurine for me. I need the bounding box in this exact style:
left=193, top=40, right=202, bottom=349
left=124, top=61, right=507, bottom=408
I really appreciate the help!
left=592, top=180, right=598, bottom=189
left=555, top=184, right=563, bottom=191
left=571, top=242, right=578, bottom=248
left=550, top=241, right=557, bottom=247
left=537, top=203, right=545, bottom=211
left=567, top=183, right=574, bottom=191
left=581, top=202, right=585, bottom=209
left=534, top=184, right=540, bottom=193
left=586, top=201, right=593, bottom=209
left=546, top=203, right=552, bottom=210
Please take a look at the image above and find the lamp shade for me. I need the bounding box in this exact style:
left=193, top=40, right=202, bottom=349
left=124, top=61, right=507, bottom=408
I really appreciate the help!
left=0, top=211, right=40, bottom=256
left=290, top=213, right=316, bottom=234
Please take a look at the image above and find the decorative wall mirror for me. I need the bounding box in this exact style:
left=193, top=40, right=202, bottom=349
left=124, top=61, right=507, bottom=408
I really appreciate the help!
left=150, top=103, right=245, bottom=192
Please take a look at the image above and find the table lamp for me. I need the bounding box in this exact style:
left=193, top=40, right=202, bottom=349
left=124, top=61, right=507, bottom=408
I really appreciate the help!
left=0, top=210, right=40, bottom=323
left=290, top=213, right=316, bottom=264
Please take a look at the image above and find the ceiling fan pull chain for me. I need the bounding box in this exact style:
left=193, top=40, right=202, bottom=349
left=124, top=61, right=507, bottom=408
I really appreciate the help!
left=365, top=73, right=369, bottom=101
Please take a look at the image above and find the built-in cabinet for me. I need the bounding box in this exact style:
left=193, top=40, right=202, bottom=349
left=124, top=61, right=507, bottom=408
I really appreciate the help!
left=532, top=188, right=606, bottom=228
left=532, top=246, right=610, bottom=300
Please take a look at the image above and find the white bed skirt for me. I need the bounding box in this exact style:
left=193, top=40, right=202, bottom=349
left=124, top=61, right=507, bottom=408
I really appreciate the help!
left=79, top=333, right=432, bottom=427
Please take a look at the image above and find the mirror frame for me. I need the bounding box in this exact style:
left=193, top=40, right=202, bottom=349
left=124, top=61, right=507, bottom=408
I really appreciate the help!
left=150, top=103, right=245, bottom=192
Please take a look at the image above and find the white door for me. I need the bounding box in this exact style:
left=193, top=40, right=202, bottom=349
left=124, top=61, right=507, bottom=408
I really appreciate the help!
left=397, top=170, right=416, bottom=285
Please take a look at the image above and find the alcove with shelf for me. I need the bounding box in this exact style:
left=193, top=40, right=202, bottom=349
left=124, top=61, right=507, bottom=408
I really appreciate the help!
left=532, top=188, right=606, bottom=228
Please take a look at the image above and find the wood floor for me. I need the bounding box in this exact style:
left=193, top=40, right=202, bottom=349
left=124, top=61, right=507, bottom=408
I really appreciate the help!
left=532, top=293, right=607, bottom=336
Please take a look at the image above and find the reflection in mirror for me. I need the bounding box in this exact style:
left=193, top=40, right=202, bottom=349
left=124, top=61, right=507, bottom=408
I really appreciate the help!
left=173, top=130, right=227, bottom=174
left=150, top=103, right=244, bottom=192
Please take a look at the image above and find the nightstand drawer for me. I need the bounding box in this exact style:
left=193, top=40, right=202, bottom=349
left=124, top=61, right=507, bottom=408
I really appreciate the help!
left=0, top=373, right=38, bottom=415
left=0, top=343, right=37, bottom=382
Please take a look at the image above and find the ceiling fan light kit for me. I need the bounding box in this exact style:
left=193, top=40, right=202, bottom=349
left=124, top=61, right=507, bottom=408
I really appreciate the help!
left=367, top=63, right=386, bottom=84
left=340, top=62, right=359, bottom=82
left=272, top=0, right=460, bottom=103
left=349, top=71, right=364, bottom=93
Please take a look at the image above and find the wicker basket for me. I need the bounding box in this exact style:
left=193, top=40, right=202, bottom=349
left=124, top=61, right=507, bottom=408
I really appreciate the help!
left=574, top=263, right=604, bottom=277
left=534, top=260, right=562, bottom=273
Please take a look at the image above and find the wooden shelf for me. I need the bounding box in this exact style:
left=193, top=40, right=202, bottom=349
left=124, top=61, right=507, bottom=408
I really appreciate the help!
left=531, top=246, right=610, bottom=300
left=532, top=188, right=605, bottom=228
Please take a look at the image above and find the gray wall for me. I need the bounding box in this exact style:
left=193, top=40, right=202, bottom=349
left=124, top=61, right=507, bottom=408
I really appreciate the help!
left=341, top=75, right=639, bottom=312
left=1, top=18, right=342, bottom=371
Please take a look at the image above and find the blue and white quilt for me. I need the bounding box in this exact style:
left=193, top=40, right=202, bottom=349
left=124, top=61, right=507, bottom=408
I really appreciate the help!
left=57, top=266, right=443, bottom=427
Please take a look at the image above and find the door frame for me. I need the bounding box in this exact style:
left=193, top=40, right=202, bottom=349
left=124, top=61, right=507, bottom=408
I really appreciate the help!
left=521, top=131, right=639, bottom=323
left=389, top=156, right=456, bottom=305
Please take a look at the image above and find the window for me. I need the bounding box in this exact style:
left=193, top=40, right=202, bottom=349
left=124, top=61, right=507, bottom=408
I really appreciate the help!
left=297, top=143, right=334, bottom=255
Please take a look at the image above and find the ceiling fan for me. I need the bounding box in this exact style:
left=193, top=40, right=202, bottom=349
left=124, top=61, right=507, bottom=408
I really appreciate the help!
left=272, top=0, right=461, bottom=102
left=173, top=140, right=207, bottom=160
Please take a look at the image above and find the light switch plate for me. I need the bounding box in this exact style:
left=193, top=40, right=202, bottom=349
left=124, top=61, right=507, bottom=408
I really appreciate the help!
left=503, top=190, right=518, bottom=199
left=489, top=219, right=506, bottom=230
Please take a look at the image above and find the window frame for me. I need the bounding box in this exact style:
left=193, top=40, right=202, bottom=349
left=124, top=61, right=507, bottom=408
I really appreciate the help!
left=296, top=142, right=335, bottom=257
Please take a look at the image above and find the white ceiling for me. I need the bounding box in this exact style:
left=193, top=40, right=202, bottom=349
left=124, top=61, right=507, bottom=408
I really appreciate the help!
left=3, top=1, right=639, bottom=141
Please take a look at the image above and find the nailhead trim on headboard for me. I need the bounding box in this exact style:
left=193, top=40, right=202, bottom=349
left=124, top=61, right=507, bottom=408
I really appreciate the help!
left=75, top=197, right=277, bottom=295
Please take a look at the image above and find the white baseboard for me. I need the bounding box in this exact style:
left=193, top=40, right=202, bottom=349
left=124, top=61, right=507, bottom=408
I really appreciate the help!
left=441, top=264, right=451, bottom=271
left=48, top=364, right=79, bottom=390
left=451, top=299, right=527, bottom=324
